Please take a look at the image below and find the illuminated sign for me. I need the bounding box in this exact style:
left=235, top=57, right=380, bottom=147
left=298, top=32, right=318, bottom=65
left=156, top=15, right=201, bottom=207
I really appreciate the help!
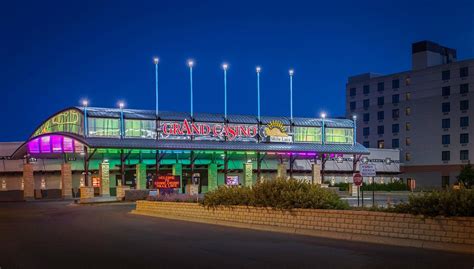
left=154, top=175, right=181, bottom=189
left=33, top=109, right=83, bottom=137
left=262, top=120, right=292, bottom=143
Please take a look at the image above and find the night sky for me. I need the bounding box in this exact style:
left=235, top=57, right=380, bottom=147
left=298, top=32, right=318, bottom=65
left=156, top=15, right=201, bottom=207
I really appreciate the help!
left=1, top=0, right=472, bottom=141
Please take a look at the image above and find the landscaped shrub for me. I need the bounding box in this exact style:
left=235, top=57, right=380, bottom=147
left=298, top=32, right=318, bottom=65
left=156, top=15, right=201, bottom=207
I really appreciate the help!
left=332, top=181, right=408, bottom=192
left=124, top=190, right=150, bottom=201
left=201, top=178, right=349, bottom=210
left=147, top=193, right=202, bottom=203
left=390, top=189, right=474, bottom=217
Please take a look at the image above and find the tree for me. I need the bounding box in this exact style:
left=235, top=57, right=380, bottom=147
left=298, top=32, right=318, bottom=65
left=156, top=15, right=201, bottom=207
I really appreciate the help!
left=457, top=162, right=474, bottom=189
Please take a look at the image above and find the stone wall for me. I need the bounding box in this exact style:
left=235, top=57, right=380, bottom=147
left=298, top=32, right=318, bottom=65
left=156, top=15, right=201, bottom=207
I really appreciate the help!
left=133, top=201, right=474, bottom=254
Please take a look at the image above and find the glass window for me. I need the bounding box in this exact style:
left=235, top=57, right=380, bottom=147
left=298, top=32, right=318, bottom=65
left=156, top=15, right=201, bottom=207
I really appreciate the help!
left=442, top=151, right=450, bottom=161
left=406, top=122, right=411, bottom=131
left=460, top=116, right=469, bottom=128
left=405, top=92, right=411, bottom=101
left=460, top=150, right=469, bottom=161
left=442, top=134, right=450, bottom=145
left=363, top=99, right=370, bottom=109
left=460, top=100, right=469, bottom=111
left=377, top=97, right=384, bottom=106
left=406, top=137, right=411, bottom=146
left=125, top=119, right=157, bottom=139
left=378, top=140, right=385, bottom=149
left=392, top=79, right=400, bottom=89
left=460, top=133, right=469, bottom=144
left=294, top=127, right=322, bottom=143
left=442, top=118, right=450, bottom=129
left=363, top=85, right=370, bottom=94
left=392, top=139, right=399, bottom=148
left=363, top=127, right=370, bottom=136
left=442, top=86, right=450, bottom=97
left=377, top=82, right=384, bottom=92
left=33, top=109, right=84, bottom=137
left=405, top=152, right=411, bottom=161
left=363, top=141, right=370, bottom=147
left=442, top=70, right=450, bottom=80
left=377, top=125, right=384, bottom=135
left=349, top=87, right=356, bottom=97
left=405, top=107, right=411, bottom=116
left=88, top=117, right=120, bottom=137
left=392, top=124, right=399, bottom=133
left=363, top=113, right=370, bottom=122
left=460, top=83, right=469, bottom=94
left=392, top=94, right=399, bottom=104
left=350, top=101, right=356, bottom=110
left=325, top=128, right=353, bottom=144
left=377, top=111, right=384, bottom=120
left=392, top=109, right=399, bottom=119
left=442, top=102, right=450, bottom=113
left=460, top=67, right=469, bottom=78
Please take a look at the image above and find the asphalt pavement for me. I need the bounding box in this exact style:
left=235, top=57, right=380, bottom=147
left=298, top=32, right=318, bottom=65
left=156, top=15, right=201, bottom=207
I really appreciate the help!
left=0, top=201, right=473, bottom=269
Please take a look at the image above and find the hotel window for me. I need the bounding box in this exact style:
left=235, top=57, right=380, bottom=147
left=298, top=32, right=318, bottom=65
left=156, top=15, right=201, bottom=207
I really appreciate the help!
left=363, top=99, right=370, bottom=109
left=363, top=141, right=370, bottom=147
left=405, top=152, right=411, bottom=161
left=87, top=117, right=120, bottom=137
left=392, top=79, right=400, bottom=89
left=125, top=119, right=157, bottom=139
left=392, top=109, right=399, bottom=119
left=405, top=107, right=411, bottom=116
left=460, top=100, right=469, bottom=111
left=460, top=133, right=469, bottom=144
left=377, top=82, right=384, bottom=92
left=363, top=85, right=370, bottom=95
left=378, top=140, right=385, bottom=149
left=377, top=125, right=384, bottom=135
left=350, top=101, right=356, bottom=110
left=460, top=67, right=469, bottom=78
left=405, top=92, right=411, bottom=101
left=392, top=94, right=399, bottom=104
left=460, top=116, right=469, bottom=127
left=363, top=113, right=370, bottom=122
left=325, top=128, right=353, bottom=144
left=392, top=124, right=399, bottom=133
left=405, top=76, right=411, bottom=86
left=349, top=87, right=356, bottom=97
left=442, top=134, right=450, bottom=145
left=442, top=70, right=450, bottom=80
left=377, top=96, right=384, bottom=106
left=442, top=102, right=450, bottom=113
left=294, top=127, right=322, bottom=143
left=442, top=151, right=450, bottom=161
left=406, top=122, right=411, bottom=131
left=442, top=86, right=451, bottom=97
left=442, top=118, right=450, bottom=129
left=377, top=111, right=384, bottom=120
left=460, top=83, right=469, bottom=94
left=460, top=150, right=469, bottom=161
left=406, top=137, right=411, bottom=146
left=392, top=139, right=399, bottom=149
left=363, top=127, right=370, bottom=136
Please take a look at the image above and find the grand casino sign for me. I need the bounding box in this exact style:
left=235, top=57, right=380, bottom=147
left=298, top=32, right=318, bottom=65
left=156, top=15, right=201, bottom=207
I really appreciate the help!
left=158, top=119, right=292, bottom=143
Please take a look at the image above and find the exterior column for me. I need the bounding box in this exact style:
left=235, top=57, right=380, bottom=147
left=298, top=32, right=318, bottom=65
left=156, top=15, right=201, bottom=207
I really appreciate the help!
left=135, top=163, right=147, bottom=190
left=312, top=163, right=322, bottom=184
left=23, top=163, right=34, bottom=200
left=208, top=163, right=218, bottom=191
left=172, top=163, right=183, bottom=193
left=277, top=162, right=287, bottom=179
left=99, top=162, right=110, bottom=196
left=61, top=163, right=73, bottom=198
left=243, top=162, right=253, bottom=187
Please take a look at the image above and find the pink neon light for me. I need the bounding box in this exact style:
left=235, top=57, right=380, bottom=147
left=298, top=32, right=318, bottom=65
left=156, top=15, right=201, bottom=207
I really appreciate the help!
left=51, top=135, right=63, bottom=153
left=28, top=138, right=40, bottom=153
left=40, top=136, right=51, bottom=153
left=63, top=137, right=74, bottom=153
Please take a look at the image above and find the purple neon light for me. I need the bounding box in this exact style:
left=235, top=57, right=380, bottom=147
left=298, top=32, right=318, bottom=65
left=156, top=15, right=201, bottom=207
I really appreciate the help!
left=63, top=137, right=74, bottom=153
left=40, top=136, right=51, bottom=153
left=28, top=138, right=40, bottom=153
left=51, top=135, right=63, bottom=153
left=27, top=135, right=82, bottom=154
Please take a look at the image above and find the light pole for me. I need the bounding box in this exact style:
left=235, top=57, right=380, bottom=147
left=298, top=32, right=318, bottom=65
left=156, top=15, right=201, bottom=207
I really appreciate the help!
left=188, top=60, right=194, bottom=117
left=154, top=57, right=159, bottom=117
left=352, top=115, right=357, bottom=146
left=289, top=69, right=294, bottom=121
left=321, top=112, right=326, bottom=145
left=256, top=66, right=261, bottom=121
left=223, top=63, right=228, bottom=119
left=82, top=99, right=88, bottom=137
left=119, top=102, right=125, bottom=138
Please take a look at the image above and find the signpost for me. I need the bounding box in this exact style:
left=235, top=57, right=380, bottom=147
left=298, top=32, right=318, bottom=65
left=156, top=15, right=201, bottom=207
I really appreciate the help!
left=353, top=173, right=362, bottom=206
left=360, top=164, right=377, bottom=207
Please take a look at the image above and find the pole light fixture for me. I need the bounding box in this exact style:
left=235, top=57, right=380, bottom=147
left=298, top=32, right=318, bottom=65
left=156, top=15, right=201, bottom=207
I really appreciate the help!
left=289, top=69, right=294, bottom=121
left=154, top=57, right=159, bottom=117
left=223, top=63, right=228, bottom=119
left=256, top=66, right=261, bottom=121
left=188, top=59, right=194, bottom=117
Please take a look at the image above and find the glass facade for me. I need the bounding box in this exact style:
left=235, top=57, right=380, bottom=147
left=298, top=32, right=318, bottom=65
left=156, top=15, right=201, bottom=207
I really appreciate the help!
left=33, top=109, right=84, bottom=137
left=88, top=117, right=120, bottom=137
left=325, top=128, right=353, bottom=144
left=125, top=119, right=157, bottom=139
left=294, top=127, right=322, bottom=143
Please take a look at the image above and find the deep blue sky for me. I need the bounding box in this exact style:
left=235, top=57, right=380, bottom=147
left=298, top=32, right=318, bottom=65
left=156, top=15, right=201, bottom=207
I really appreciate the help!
left=1, top=0, right=473, bottom=141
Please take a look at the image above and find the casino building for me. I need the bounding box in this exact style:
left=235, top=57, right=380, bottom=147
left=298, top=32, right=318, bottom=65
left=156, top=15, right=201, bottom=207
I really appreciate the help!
left=0, top=106, right=400, bottom=201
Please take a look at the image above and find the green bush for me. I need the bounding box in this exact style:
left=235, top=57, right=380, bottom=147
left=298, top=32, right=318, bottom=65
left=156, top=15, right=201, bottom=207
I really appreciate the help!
left=390, top=189, right=474, bottom=217
left=201, top=178, right=349, bottom=210
left=360, top=181, right=408, bottom=192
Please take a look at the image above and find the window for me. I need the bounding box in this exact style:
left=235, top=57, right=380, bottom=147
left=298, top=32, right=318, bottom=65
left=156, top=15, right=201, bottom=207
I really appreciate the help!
left=442, top=151, right=450, bottom=161
left=406, top=122, right=411, bottom=131
left=442, top=134, right=450, bottom=145
left=442, top=86, right=451, bottom=97
left=363, top=127, right=370, bottom=136
left=377, top=82, right=384, bottom=92
left=377, top=97, right=384, bottom=106
left=125, top=119, right=157, bottom=139
left=349, top=87, right=356, bottom=97
left=442, top=176, right=450, bottom=189
left=460, top=83, right=469, bottom=94
left=392, top=139, right=399, bottom=148
left=406, top=137, right=411, bottom=146
left=460, top=116, right=469, bottom=127
left=294, top=127, right=322, bottom=143
left=405, top=152, right=411, bottom=161
left=377, top=111, right=384, bottom=120
left=405, top=107, right=411, bottom=116
left=460, top=67, right=469, bottom=78
left=460, top=100, right=469, bottom=111
left=392, top=94, right=400, bottom=104
left=392, top=124, right=399, bottom=133
left=392, top=79, right=400, bottom=89
left=460, top=133, right=469, bottom=144
left=363, top=113, right=370, bottom=122
left=392, top=109, right=399, bottom=119
left=405, top=76, right=411, bottom=86
left=405, top=92, right=411, bottom=101
left=325, top=128, right=353, bottom=144
left=442, top=118, right=450, bottom=129
left=442, top=102, right=450, bottom=113
left=32, top=109, right=84, bottom=137
left=363, top=141, right=370, bottom=148
left=363, top=85, right=370, bottom=94
left=378, top=140, right=385, bottom=149
left=442, top=70, right=450, bottom=80
left=363, top=99, right=370, bottom=109
left=88, top=117, right=120, bottom=137
left=350, top=101, right=356, bottom=110
left=460, top=150, right=469, bottom=161
left=377, top=125, right=384, bottom=135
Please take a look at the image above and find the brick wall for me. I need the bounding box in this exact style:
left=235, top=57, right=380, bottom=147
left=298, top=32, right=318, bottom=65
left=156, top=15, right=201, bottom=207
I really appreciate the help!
left=133, top=201, right=474, bottom=253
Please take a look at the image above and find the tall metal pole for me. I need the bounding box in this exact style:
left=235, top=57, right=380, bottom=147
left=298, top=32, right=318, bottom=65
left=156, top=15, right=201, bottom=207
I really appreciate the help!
left=289, top=69, right=294, bottom=121
left=188, top=60, right=194, bottom=117
left=119, top=102, right=124, bottom=138
left=256, top=67, right=261, bottom=121
left=154, top=57, right=159, bottom=117
left=223, top=63, right=228, bottom=119
left=321, top=113, right=326, bottom=145
left=353, top=115, right=357, bottom=145
left=82, top=100, right=88, bottom=137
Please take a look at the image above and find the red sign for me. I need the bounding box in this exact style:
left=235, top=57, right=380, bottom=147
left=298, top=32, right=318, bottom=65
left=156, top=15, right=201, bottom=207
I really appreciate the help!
left=154, top=175, right=181, bottom=189
left=353, top=173, right=363, bottom=186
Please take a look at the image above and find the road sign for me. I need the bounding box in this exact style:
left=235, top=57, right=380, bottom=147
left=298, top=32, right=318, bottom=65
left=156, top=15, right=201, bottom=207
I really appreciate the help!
left=360, top=164, right=376, bottom=177
left=353, top=173, right=363, bottom=186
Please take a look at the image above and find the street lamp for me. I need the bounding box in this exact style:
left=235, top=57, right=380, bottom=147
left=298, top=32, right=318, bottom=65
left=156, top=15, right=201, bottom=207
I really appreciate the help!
left=321, top=112, right=326, bottom=145
left=82, top=99, right=89, bottom=137
left=223, top=63, right=228, bottom=119
left=352, top=114, right=357, bottom=146
left=256, top=66, right=261, bottom=121
left=118, top=101, right=125, bottom=138
left=289, top=69, right=294, bottom=121
left=154, top=57, right=159, bottom=117
left=188, top=59, right=194, bottom=117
